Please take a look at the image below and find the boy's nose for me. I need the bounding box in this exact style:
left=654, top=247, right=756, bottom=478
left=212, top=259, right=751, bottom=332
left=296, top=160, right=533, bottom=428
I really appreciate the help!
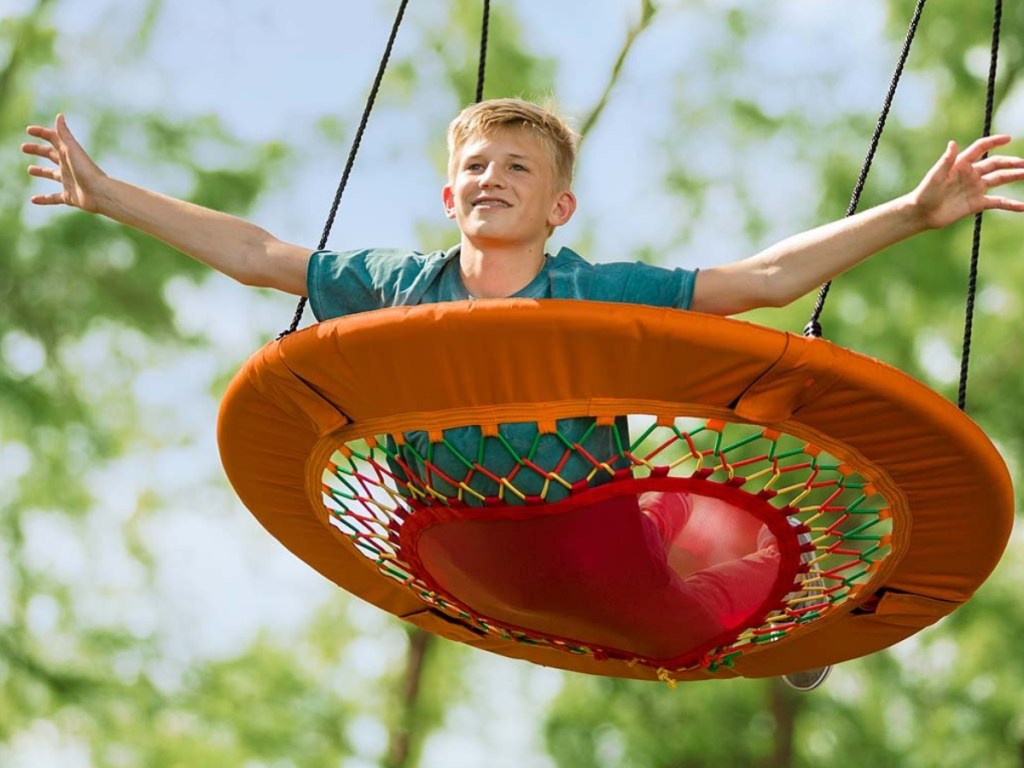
left=479, top=163, right=505, bottom=187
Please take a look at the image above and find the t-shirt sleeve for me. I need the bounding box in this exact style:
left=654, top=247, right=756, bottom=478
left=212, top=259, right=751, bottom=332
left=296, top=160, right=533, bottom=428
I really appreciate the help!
left=306, top=249, right=431, bottom=321
left=587, top=261, right=698, bottom=310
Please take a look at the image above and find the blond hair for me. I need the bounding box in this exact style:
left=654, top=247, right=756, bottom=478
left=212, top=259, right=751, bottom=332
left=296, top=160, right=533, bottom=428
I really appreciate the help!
left=446, top=98, right=579, bottom=189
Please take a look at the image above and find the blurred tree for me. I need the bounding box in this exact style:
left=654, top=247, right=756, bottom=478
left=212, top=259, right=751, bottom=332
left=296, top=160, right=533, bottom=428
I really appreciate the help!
left=1, top=1, right=369, bottom=765
left=3, top=0, right=1023, bottom=766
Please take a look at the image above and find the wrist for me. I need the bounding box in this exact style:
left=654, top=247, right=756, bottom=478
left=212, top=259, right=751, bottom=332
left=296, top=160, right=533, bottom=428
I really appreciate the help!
left=894, top=191, right=932, bottom=233
left=91, top=173, right=118, bottom=217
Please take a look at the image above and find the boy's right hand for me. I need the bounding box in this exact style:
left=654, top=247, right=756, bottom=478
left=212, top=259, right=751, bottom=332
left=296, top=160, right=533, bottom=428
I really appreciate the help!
left=22, top=114, right=106, bottom=213
left=20, top=113, right=310, bottom=294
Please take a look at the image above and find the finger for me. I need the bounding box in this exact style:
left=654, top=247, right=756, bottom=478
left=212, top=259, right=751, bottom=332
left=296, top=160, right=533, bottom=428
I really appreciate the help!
left=20, top=142, right=59, bottom=163
left=961, top=134, right=1013, bottom=162
left=982, top=169, right=1024, bottom=188
left=982, top=195, right=1024, bottom=213
left=25, top=124, right=58, bottom=143
left=29, top=192, right=68, bottom=206
left=27, top=165, right=61, bottom=182
left=974, top=155, right=1024, bottom=174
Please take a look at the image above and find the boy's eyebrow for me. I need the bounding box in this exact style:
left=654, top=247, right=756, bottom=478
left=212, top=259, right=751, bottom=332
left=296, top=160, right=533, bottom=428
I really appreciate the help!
left=462, top=151, right=534, bottom=162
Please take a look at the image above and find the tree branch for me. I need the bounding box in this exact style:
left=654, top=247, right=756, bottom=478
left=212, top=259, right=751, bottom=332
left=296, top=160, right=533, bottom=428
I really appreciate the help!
left=578, top=0, right=659, bottom=141
left=0, top=627, right=104, bottom=699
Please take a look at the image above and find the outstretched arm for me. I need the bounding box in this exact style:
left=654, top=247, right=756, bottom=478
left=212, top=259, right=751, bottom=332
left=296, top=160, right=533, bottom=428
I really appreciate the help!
left=22, top=114, right=311, bottom=295
left=691, top=135, right=1024, bottom=316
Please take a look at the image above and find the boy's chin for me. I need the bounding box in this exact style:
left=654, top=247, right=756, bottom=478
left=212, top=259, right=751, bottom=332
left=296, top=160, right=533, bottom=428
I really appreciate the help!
left=464, top=224, right=514, bottom=241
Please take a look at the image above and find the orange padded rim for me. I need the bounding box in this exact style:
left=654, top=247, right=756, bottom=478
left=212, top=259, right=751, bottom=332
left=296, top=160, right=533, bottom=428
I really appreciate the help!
left=217, top=300, right=1013, bottom=681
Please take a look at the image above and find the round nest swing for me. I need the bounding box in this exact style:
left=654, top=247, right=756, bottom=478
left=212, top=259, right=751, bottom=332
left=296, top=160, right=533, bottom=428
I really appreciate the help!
left=219, top=299, right=1011, bottom=681
left=217, top=0, right=1013, bottom=683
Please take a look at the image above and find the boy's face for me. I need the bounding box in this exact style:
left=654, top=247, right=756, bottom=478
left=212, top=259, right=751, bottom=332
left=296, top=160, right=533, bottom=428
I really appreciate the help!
left=443, top=128, right=576, bottom=248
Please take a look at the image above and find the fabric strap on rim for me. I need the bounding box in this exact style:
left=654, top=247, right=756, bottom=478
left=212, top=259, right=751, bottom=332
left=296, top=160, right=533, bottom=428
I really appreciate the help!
left=280, top=0, right=493, bottom=337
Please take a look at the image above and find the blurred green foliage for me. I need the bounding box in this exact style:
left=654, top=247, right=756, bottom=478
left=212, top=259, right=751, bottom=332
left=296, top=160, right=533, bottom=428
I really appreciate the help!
left=1, top=1, right=361, bottom=765
left=2, top=0, right=1023, bottom=766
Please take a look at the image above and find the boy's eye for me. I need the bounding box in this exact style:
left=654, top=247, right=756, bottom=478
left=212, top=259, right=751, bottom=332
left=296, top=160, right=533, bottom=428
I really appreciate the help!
left=510, top=163, right=527, bottom=172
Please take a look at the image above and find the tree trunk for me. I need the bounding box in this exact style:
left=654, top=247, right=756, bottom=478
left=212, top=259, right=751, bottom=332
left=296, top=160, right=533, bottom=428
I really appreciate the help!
left=766, top=678, right=797, bottom=768
left=386, top=628, right=434, bottom=768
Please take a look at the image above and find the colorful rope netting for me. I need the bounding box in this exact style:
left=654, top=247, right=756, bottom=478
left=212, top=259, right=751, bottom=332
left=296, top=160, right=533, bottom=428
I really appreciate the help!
left=320, top=415, right=894, bottom=674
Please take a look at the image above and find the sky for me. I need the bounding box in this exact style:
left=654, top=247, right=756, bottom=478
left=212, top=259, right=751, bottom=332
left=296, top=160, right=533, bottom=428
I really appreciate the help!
left=7, top=0, right=1018, bottom=765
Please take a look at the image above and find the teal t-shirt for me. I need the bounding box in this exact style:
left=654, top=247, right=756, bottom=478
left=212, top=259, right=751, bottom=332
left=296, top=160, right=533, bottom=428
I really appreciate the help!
left=307, top=245, right=698, bottom=505
left=307, top=245, right=696, bottom=318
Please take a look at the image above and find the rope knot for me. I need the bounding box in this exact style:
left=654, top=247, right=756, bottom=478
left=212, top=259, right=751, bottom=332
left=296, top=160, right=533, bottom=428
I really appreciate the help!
left=803, top=319, right=823, bottom=339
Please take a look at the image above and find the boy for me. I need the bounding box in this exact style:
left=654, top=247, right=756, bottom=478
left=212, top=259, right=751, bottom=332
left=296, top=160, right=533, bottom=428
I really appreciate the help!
left=22, top=99, right=1024, bottom=690
left=22, top=100, right=1024, bottom=314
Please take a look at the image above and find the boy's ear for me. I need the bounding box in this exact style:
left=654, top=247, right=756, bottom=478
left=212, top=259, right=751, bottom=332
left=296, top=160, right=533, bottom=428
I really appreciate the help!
left=442, top=184, right=457, bottom=220
left=548, top=190, right=577, bottom=228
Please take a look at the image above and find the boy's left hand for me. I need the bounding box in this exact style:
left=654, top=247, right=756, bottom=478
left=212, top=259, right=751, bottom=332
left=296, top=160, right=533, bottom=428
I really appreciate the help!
left=912, top=135, right=1024, bottom=229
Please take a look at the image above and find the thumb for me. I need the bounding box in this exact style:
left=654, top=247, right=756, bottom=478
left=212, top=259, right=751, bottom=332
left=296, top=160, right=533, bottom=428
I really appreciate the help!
left=55, top=113, right=80, bottom=147
left=934, top=140, right=958, bottom=173
left=920, top=140, right=958, bottom=187
left=55, top=114, right=92, bottom=162
left=944, top=139, right=958, bottom=164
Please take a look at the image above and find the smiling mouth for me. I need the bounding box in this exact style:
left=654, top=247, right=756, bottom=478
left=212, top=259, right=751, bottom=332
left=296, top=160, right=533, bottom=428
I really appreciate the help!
left=473, top=199, right=511, bottom=208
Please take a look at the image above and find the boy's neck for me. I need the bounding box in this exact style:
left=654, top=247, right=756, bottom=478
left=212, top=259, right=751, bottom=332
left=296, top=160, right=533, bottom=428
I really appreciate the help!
left=458, top=238, right=548, bottom=298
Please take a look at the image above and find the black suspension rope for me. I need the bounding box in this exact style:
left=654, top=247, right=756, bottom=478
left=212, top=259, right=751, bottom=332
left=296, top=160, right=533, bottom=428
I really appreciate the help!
left=803, top=0, right=928, bottom=339
left=958, top=0, right=1002, bottom=412
left=476, top=0, right=491, bottom=103
left=279, top=0, right=411, bottom=338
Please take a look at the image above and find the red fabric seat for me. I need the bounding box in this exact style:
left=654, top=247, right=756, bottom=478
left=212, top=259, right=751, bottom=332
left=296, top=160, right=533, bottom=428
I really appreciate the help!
left=407, top=482, right=800, bottom=664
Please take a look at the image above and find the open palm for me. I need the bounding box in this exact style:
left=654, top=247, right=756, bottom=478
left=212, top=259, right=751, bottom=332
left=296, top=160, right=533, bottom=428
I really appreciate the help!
left=21, top=114, right=105, bottom=213
left=914, top=134, right=1024, bottom=229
